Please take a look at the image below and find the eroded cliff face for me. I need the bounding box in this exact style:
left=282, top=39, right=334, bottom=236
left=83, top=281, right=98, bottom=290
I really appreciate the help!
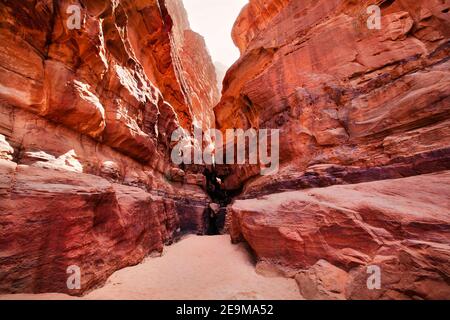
left=217, top=0, right=450, bottom=299
left=166, top=0, right=220, bottom=133
left=0, top=0, right=218, bottom=295
left=1, top=0, right=449, bottom=300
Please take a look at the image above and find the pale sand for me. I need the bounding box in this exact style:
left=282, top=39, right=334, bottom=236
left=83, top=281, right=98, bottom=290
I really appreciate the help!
left=0, top=235, right=302, bottom=300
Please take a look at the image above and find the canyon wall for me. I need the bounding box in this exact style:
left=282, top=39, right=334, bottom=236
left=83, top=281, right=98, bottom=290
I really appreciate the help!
left=0, top=0, right=218, bottom=295
left=218, top=0, right=450, bottom=299
left=1, top=0, right=449, bottom=300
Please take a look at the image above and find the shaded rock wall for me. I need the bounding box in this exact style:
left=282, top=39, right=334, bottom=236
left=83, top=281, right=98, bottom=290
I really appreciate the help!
left=0, top=0, right=217, bottom=295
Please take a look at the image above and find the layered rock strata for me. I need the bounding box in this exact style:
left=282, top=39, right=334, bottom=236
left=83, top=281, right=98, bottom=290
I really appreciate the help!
left=230, top=172, right=450, bottom=299
left=217, top=0, right=450, bottom=299
left=0, top=0, right=218, bottom=295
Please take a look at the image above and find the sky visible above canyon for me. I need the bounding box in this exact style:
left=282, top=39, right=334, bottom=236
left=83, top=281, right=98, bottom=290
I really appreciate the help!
left=183, top=0, right=248, bottom=68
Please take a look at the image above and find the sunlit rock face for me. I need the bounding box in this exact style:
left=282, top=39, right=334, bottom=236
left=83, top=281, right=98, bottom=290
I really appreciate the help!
left=218, top=0, right=450, bottom=299
left=0, top=0, right=217, bottom=295
left=216, top=0, right=450, bottom=191
left=166, top=0, right=220, bottom=133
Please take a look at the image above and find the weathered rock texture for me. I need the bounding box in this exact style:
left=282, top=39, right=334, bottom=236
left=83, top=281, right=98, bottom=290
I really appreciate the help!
left=218, top=0, right=450, bottom=299
left=166, top=0, right=220, bottom=133
left=0, top=0, right=218, bottom=295
left=230, top=172, right=450, bottom=299
left=216, top=0, right=450, bottom=191
left=1, top=0, right=449, bottom=300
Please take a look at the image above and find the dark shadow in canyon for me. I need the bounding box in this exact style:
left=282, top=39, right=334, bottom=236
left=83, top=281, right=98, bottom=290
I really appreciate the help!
left=203, top=166, right=242, bottom=235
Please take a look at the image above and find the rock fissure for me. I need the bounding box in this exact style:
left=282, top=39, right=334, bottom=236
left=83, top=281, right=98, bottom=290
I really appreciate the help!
left=0, top=0, right=449, bottom=300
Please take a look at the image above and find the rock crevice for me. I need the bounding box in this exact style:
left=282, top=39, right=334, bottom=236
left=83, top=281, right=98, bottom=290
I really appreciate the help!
left=1, top=0, right=450, bottom=300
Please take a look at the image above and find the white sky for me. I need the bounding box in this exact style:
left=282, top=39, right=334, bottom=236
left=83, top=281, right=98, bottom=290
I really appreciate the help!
left=183, top=0, right=248, bottom=68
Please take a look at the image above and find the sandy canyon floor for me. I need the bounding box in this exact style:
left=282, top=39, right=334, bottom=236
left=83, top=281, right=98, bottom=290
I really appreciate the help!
left=0, top=235, right=302, bottom=300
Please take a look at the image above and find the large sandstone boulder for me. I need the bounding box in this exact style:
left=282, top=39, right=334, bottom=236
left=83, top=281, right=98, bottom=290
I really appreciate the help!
left=229, top=172, right=450, bottom=299
left=0, top=160, right=179, bottom=295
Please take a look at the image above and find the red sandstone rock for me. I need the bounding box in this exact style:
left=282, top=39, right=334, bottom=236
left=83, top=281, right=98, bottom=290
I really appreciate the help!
left=0, top=0, right=217, bottom=295
left=217, top=1, right=450, bottom=299
left=166, top=0, right=220, bottom=134
left=0, top=160, right=180, bottom=295
left=1, top=0, right=450, bottom=300
left=229, top=172, right=450, bottom=299
left=215, top=0, right=450, bottom=191
left=295, top=260, right=349, bottom=300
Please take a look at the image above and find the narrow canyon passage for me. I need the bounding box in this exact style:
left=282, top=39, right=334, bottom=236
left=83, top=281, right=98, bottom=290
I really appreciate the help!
left=0, top=0, right=449, bottom=301
left=0, top=236, right=301, bottom=300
